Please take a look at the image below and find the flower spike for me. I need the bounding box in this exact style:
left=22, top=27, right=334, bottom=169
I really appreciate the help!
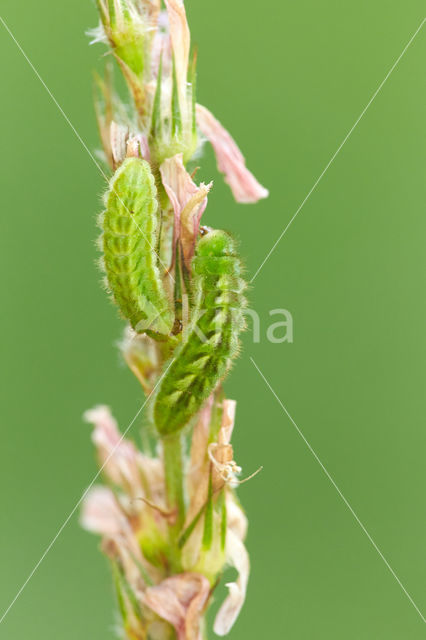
left=83, top=1, right=268, bottom=638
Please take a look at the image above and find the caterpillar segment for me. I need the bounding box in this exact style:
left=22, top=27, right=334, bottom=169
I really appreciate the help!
left=154, top=230, right=247, bottom=436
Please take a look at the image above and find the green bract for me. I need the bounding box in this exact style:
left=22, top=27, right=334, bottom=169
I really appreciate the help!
left=100, top=157, right=174, bottom=335
left=154, top=230, right=247, bottom=436
left=149, top=52, right=198, bottom=166
left=97, top=0, right=145, bottom=77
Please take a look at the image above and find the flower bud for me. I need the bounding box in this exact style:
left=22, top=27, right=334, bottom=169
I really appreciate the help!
left=97, top=0, right=146, bottom=77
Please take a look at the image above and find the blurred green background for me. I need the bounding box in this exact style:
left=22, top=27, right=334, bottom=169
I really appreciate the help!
left=0, top=1, right=425, bottom=638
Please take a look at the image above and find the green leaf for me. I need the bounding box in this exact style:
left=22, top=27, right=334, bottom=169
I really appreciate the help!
left=202, top=470, right=214, bottom=550
left=173, top=243, right=186, bottom=328
left=171, top=55, right=182, bottom=138
left=218, top=491, right=227, bottom=551
left=151, top=54, right=163, bottom=138
left=128, top=548, right=154, bottom=586
left=190, top=49, right=198, bottom=137
left=116, top=560, right=145, bottom=622
left=209, top=388, right=225, bottom=442
left=178, top=503, right=205, bottom=549
left=112, top=561, right=127, bottom=623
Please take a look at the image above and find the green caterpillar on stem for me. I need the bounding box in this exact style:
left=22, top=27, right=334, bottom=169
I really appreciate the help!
left=99, top=157, right=174, bottom=335
left=154, top=229, right=247, bottom=436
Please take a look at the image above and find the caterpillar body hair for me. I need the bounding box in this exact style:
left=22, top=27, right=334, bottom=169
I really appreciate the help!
left=154, top=229, right=247, bottom=436
left=100, top=157, right=173, bottom=335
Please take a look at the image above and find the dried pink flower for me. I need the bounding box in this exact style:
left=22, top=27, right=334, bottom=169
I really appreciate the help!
left=81, top=486, right=126, bottom=538
left=160, top=153, right=212, bottom=265
left=164, top=0, right=190, bottom=103
left=84, top=405, right=144, bottom=497
left=214, top=496, right=250, bottom=636
left=144, top=572, right=210, bottom=640
left=196, top=104, right=269, bottom=203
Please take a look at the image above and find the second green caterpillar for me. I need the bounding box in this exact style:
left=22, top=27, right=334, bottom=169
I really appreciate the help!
left=154, top=229, right=247, bottom=436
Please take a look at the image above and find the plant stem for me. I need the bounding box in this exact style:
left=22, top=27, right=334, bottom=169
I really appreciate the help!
left=163, top=433, right=185, bottom=533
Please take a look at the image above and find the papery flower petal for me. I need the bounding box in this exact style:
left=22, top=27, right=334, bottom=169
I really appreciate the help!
left=180, top=516, right=204, bottom=572
left=218, top=399, right=236, bottom=446
left=226, top=493, right=248, bottom=541
left=81, top=487, right=151, bottom=592
left=84, top=405, right=143, bottom=495
left=126, top=134, right=151, bottom=163
left=164, top=0, right=190, bottom=101
left=144, top=573, right=210, bottom=640
left=110, top=121, right=129, bottom=167
left=150, top=10, right=172, bottom=78
left=137, top=134, right=151, bottom=162
left=160, top=153, right=191, bottom=242
left=81, top=486, right=125, bottom=537
left=160, top=153, right=212, bottom=265
left=84, top=405, right=120, bottom=451
left=213, top=520, right=250, bottom=636
left=188, top=396, right=214, bottom=506
left=146, top=0, right=162, bottom=22
left=180, top=397, right=214, bottom=570
left=210, top=399, right=237, bottom=493
left=196, top=104, right=269, bottom=204
left=180, top=186, right=212, bottom=265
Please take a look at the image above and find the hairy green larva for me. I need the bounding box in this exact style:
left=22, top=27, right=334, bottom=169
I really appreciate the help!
left=100, top=157, right=173, bottom=335
left=154, top=229, right=246, bottom=436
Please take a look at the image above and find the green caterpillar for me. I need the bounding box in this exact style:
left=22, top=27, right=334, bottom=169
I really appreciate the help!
left=154, top=229, right=247, bottom=436
left=100, top=157, right=173, bottom=335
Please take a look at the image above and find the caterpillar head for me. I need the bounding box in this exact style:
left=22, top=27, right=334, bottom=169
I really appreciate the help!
left=196, top=229, right=236, bottom=258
